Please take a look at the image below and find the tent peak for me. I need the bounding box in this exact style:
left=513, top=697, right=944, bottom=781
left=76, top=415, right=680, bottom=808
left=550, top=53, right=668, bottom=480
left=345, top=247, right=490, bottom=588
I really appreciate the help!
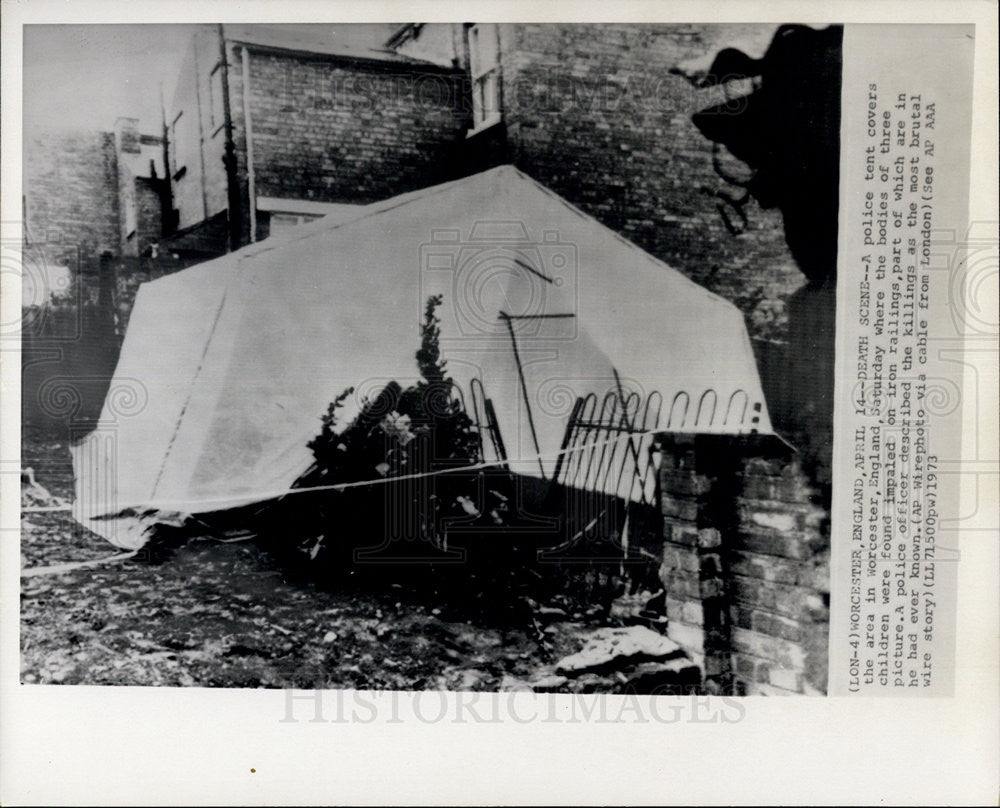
left=147, top=163, right=740, bottom=319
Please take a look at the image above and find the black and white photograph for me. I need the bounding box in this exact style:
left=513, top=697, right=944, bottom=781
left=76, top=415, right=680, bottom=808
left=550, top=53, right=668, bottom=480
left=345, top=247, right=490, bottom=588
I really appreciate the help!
left=2, top=4, right=996, bottom=806
left=17, top=20, right=842, bottom=696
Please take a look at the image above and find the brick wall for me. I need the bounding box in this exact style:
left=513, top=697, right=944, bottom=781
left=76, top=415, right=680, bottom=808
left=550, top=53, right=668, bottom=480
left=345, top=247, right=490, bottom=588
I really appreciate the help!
left=497, top=23, right=802, bottom=342
left=657, top=433, right=830, bottom=695
left=23, top=130, right=121, bottom=261
left=730, top=450, right=829, bottom=695
left=233, top=47, right=472, bottom=210
left=657, top=434, right=740, bottom=690
left=160, top=23, right=812, bottom=346
left=133, top=178, right=165, bottom=257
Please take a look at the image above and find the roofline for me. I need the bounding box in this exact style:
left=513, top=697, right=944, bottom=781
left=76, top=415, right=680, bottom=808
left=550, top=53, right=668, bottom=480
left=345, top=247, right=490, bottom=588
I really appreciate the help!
left=226, top=37, right=465, bottom=74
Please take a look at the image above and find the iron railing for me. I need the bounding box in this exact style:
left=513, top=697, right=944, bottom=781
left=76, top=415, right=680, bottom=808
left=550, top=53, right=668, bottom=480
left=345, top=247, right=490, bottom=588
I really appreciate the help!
left=551, top=387, right=762, bottom=505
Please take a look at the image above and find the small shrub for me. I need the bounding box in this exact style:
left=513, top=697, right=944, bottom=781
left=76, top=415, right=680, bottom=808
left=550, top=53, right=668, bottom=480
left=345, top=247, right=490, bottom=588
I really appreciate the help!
left=282, top=295, right=511, bottom=573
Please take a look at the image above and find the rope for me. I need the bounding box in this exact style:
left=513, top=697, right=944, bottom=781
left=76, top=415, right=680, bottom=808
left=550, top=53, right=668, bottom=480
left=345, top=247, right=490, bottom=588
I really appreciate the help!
left=21, top=504, right=72, bottom=513
left=21, top=425, right=667, bottom=517
left=16, top=424, right=683, bottom=578
left=21, top=551, right=139, bottom=578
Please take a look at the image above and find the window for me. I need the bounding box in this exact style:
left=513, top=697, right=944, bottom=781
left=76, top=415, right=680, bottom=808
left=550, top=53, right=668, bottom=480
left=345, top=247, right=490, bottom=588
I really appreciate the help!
left=256, top=197, right=364, bottom=240
left=468, top=23, right=501, bottom=132
left=266, top=212, right=322, bottom=239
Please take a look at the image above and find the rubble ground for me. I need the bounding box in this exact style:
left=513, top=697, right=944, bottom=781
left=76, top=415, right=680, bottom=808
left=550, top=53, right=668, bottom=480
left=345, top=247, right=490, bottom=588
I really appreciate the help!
left=20, top=433, right=698, bottom=693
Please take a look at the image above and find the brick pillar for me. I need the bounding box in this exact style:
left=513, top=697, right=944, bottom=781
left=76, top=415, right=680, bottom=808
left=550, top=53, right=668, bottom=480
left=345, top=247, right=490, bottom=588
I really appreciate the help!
left=657, top=434, right=741, bottom=692
left=657, top=433, right=831, bottom=695
left=730, top=449, right=830, bottom=695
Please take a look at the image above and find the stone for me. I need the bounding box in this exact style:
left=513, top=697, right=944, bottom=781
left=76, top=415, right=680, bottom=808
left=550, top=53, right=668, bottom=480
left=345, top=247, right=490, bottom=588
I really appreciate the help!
left=555, top=625, right=685, bottom=674
left=666, top=621, right=706, bottom=654
left=530, top=674, right=569, bottom=691
left=499, top=674, right=532, bottom=692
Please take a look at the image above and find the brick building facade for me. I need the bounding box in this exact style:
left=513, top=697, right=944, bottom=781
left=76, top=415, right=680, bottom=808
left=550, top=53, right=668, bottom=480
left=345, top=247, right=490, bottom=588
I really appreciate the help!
left=157, top=23, right=811, bottom=346
left=162, top=24, right=471, bottom=253
left=23, top=120, right=166, bottom=266
left=395, top=22, right=801, bottom=341
left=23, top=129, right=121, bottom=267
left=26, top=23, right=820, bottom=347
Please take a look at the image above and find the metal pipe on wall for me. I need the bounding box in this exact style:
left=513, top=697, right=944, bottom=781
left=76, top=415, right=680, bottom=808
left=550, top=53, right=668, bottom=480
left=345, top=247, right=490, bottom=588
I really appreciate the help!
left=240, top=45, right=258, bottom=243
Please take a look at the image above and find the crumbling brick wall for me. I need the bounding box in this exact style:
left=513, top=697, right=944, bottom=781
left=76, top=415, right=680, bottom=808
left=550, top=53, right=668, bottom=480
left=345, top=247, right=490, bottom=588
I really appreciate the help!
left=657, top=432, right=830, bottom=695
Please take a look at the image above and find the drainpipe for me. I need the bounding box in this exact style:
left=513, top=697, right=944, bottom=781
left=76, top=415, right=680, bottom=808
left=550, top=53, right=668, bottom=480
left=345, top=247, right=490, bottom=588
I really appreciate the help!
left=218, top=23, right=243, bottom=251
left=240, top=45, right=258, bottom=243
left=191, top=38, right=209, bottom=222
left=158, top=82, right=176, bottom=235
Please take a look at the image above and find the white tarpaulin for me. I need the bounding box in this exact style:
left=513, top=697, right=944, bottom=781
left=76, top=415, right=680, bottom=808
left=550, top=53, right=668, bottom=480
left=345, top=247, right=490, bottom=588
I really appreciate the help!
left=72, top=165, right=772, bottom=548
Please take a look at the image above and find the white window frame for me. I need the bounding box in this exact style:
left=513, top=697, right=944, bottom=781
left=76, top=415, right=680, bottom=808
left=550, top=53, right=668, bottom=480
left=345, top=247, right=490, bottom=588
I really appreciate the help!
left=467, top=23, right=501, bottom=135
left=257, top=197, right=364, bottom=239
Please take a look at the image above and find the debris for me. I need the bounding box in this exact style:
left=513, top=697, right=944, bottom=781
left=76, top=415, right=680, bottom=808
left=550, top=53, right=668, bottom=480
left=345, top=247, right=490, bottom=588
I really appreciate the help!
left=21, top=431, right=700, bottom=693
left=21, top=467, right=70, bottom=510
left=454, top=668, right=489, bottom=691
left=49, top=666, right=71, bottom=683
left=555, top=625, right=685, bottom=675
left=564, top=672, right=612, bottom=693
left=530, top=673, right=568, bottom=691
left=499, top=674, right=532, bottom=692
